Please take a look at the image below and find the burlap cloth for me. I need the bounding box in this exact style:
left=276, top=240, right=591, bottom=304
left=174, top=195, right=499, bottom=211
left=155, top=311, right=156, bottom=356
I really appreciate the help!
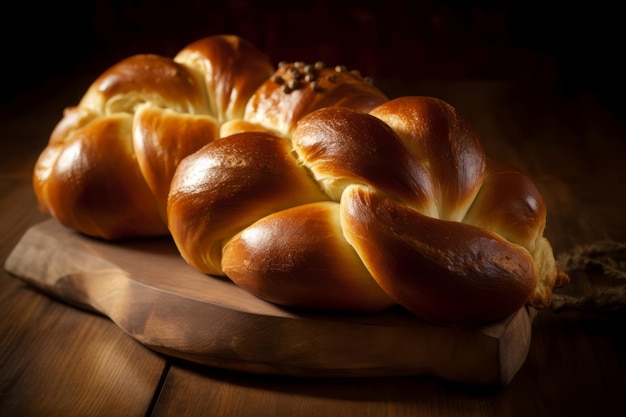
left=551, top=240, right=626, bottom=313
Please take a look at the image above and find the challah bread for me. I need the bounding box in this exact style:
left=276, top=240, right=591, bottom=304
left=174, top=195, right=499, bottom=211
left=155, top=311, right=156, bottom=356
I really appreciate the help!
left=221, top=201, right=396, bottom=312
left=462, top=160, right=569, bottom=308
left=33, top=53, right=215, bottom=238
left=173, top=35, right=275, bottom=123
left=368, top=96, right=486, bottom=222
left=167, top=131, right=328, bottom=276
left=340, top=183, right=538, bottom=324
left=237, top=61, right=389, bottom=137
left=33, top=107, right=168, bottom=239
left=365, top=96, right=568, bottom=310
left=169, top=96, right=568, bottom=324
left=34, top=35, right=386, bottom=240
left=32, top=33, right=567, bottom=325
left=291, top=106, right=436, bottom=214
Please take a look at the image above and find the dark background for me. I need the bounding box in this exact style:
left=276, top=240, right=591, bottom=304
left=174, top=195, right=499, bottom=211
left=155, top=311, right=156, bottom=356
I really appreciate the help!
left=1, top=0, right=624, bottom=114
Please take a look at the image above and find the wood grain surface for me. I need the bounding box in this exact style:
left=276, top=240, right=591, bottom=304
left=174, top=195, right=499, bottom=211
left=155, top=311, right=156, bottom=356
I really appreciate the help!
left=2, top=76, right=626, bottom=416
left=4, top=218, right=534, bottom=385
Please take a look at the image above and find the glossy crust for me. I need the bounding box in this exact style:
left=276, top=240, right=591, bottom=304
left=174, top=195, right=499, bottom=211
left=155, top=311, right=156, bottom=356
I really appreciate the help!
left=222, top=202, right=395, bottom=312
left=243, top=62, right=389, bottom=136
left=133, top=107, right=220, bottom=220
left=340, top=184, right=537, bottom=325
left=167, top=132, right=328, bottom=275
left=369, top=96, right=486, bottom=221
left=34, top=35, right=385, bottom=240
left=33, top=109, right=167, bottom=239
left=173, top=35, right=275, bottom=122
left=33, top=35, right=568, bottom=324
left=170, top=98, right=566, bottom=324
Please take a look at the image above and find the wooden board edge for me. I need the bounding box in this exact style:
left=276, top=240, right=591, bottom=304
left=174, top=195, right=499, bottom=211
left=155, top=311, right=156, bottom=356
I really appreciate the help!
left=4, top=219, right=534, bottom=385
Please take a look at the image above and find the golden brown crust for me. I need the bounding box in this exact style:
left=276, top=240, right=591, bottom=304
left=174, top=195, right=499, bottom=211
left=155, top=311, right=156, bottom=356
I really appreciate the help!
left=463, top=159, right=546, bottom=251
left=169, top=96, right=565, bottom=323
left=340, top=184, right=537, bottom=324
left=167, top=132, right=328, bottom=275
left=367, top=97, right=566, bottom=310
left=34, top=35, right=390, bottom=240
left=33, top=34, right=567, bottom=324
left=292, top=106, right=436, bottom=214
left=461, top=159, right=567, bottom=308
left=33, top=109, right=167, bottom=239
left=369, top=96, right=486, bottom=221
left=133, top=106, right=221, bottom=220
left=79, top=54, right=210, bottom=115
left=174, top=35, right=275, bottom=122
left=222, top=202, right=395, bottom=312
left=34, top=35, right=279, bottom=240
left=218, top=119, right=279, bottom=138
left=34, top=52, right=215, bottom=239
left=244, top=62, right=389, bottom=136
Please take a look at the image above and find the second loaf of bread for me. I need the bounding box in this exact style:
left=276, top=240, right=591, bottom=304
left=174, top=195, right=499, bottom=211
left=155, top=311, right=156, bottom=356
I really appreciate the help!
left=168, top=95, right=569, bottom=325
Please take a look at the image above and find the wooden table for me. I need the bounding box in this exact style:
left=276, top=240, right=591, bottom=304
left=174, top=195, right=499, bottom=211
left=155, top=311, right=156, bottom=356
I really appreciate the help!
left=2, top=74, right=625, bottom=416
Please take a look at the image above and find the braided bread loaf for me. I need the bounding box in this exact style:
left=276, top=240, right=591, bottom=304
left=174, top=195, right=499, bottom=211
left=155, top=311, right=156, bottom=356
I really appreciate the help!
left=169, top=96, right=568, bottom=324
left=33, top=35, right=386, bottom=239
left=33, top=35, right=567, bottom=325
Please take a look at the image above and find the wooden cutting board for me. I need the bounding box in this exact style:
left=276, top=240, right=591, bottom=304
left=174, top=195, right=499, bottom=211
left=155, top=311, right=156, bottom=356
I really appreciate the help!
left=4, top=219, right=535, bottom=385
